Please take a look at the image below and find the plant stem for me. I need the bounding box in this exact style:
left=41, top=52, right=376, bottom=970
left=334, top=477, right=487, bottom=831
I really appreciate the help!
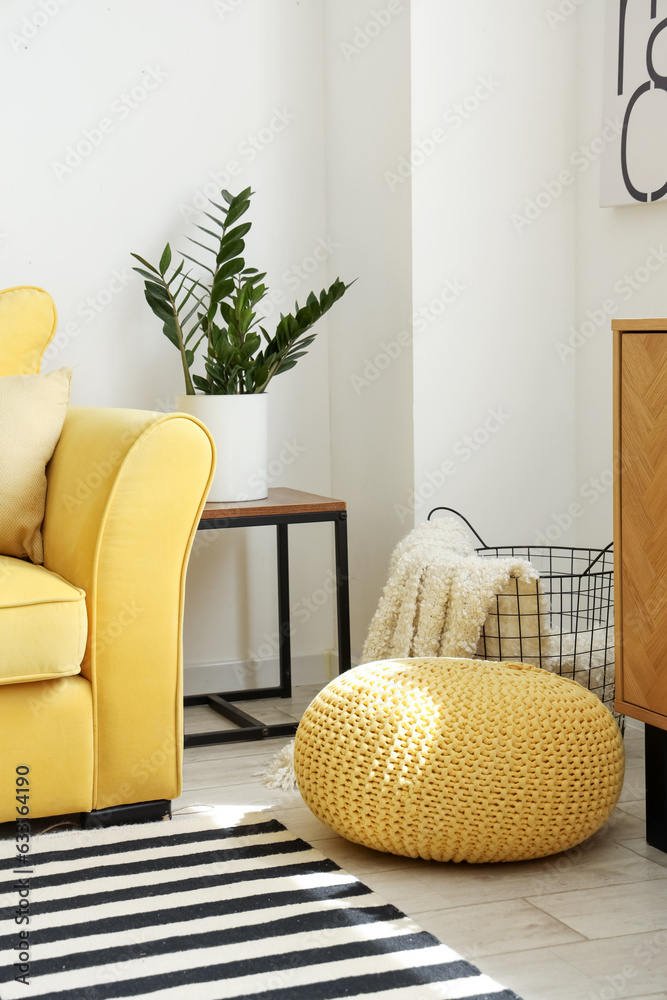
left=165, top=279, right=195, bottom=395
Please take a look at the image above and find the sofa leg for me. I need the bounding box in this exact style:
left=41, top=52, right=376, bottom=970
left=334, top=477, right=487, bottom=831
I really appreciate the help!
left=81, top=799, right=172, bottom=829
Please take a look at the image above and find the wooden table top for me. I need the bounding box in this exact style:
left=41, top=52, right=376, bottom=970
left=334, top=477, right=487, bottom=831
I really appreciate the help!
left=612, top=318, right=667, bottom=331
left=201, top=487, right=346, bottom=520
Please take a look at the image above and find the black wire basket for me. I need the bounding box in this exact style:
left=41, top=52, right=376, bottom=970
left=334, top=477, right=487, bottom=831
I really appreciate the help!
left=428, top=507, right=620, bottom=729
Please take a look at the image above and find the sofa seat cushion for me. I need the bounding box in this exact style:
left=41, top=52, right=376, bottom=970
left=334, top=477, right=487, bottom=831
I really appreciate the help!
left=0, top=555, right=87, bottom=684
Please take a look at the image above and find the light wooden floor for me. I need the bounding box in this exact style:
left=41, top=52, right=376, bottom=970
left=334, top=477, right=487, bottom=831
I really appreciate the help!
left=179, top=688, right=667, bottom=1000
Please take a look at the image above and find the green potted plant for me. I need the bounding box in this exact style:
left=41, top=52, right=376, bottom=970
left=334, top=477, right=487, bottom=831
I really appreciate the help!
left=132, top=187, right=352, bottom=501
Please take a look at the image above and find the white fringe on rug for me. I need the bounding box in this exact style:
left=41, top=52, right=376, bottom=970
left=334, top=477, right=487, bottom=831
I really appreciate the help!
left=258, top=740, right=298, bottom=790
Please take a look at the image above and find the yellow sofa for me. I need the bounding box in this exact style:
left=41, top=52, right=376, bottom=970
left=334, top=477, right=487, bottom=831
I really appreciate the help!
left=0, top=286, right=215, bottom=826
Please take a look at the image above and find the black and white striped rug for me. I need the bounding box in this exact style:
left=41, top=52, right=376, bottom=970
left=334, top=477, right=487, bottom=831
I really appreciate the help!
left=0, top=814, right=522, bottom=999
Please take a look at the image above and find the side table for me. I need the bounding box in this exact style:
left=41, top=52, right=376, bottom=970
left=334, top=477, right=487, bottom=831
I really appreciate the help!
left=184, top=488, right=351, bottom=747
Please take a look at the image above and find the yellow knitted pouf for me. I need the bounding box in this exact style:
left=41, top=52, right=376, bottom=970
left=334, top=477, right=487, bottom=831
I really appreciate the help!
left=294, top=658, right=625, bottom=863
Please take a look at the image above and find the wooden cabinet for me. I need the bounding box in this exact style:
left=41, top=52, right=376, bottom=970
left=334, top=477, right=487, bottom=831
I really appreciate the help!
left=614, top=321, right=667, bottom=729
left=613, top=318, right=667, bottom=852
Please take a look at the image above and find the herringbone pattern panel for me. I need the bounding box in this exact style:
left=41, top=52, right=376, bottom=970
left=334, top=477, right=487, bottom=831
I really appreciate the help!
left=619, top=333, right=667, bottom=719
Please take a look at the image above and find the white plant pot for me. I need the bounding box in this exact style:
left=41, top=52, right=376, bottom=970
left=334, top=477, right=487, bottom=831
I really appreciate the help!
left=175, top=393, right=268, bottom=502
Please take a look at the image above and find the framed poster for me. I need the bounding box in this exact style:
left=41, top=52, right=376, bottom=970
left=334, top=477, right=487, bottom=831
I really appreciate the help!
left=601, top=0, right=667, bottom=206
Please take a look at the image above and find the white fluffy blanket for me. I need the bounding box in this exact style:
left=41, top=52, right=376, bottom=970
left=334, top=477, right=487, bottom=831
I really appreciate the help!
left=361, top=518, right=615, bottom=715
left=361, top=518, right=540, bottom=662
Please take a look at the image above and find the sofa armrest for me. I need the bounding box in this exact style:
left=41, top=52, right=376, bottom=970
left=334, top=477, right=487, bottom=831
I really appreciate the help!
left=42, top=407, right=214, bottom=810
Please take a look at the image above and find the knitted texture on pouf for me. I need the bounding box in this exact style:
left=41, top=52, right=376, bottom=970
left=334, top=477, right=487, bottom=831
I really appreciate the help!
left=294, top=658, right=625, bottom=863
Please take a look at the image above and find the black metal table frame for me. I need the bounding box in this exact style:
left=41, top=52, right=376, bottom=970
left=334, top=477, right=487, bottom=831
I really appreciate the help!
left=646, top=724, right=667, bottom=853
left=184, top=508, right=351, bottom=747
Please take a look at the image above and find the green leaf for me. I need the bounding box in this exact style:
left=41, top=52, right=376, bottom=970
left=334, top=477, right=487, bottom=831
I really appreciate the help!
left=166, top=259, right=185, bottom=286
left=240, top=334, right=261, bottom=360
left=225, top=196, right=251, bottom=228
left=182, top=305, right=206, bottom=335
left=133, top=266, right=161, bottom=282
left=144, top=286, right=171, bottom=315
left=195, top=224, right=221, bottom=241
left=189, top=330, right=207, bottom=356
left=202, top=211, right=226, bottom=229
left=208, top=200, right=231, bottom=216
left=210, top=278, right=235, bottom=306
left=216, top=257, right=245, bottom=282
left=223, top=222, right=252, bottom=243
left=216, top=238, right=245, bottom=266
left=219, top=302, right=234, bottom=325
left=130, top=253, right=159, bottom=274
left=161, top=322, right=180, bottom=350
left=238, top=311, right=252, bottom=336
left=144, top=278, right=170, bottom=299
left=159, top=243, right=172, bottom=275
left=180, top=251, right=215, bottom=275
left=186, top=235, right=218, bottom=256
left=232, top=186, right=252, bottom=204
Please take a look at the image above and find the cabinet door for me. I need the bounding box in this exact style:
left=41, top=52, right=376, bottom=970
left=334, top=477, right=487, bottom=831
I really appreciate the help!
left=616, top=331, right=667, bottom=728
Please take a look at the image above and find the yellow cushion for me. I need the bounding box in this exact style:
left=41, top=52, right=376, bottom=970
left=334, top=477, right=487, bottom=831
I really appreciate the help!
left=0, top=367, right=71, bottom=563
left=0, top=555, right=86, bottom=685
left=295, top=657, right=626, bottom=863
left=0, top=286, right=58, bottom=375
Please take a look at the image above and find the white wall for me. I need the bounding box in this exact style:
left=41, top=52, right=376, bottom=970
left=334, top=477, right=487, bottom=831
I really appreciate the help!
left=409, top=0, right=667, bottom=559
left=0, top=0, right=338, bottom=690
left=323, top=0, right=414, bottom=657
left=410, top=0, right=579, bottom=550
left=575, top=0, right=667, bottom=548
